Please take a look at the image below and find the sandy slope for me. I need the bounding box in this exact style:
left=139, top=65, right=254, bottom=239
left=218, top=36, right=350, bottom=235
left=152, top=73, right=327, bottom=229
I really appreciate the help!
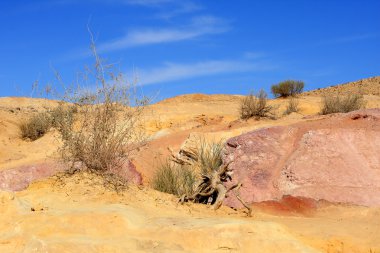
left=1, top=76, right=380, bottom=252
left=1, top=174, right=379, bottom=253
left=304, top=76, right=380, bottom=96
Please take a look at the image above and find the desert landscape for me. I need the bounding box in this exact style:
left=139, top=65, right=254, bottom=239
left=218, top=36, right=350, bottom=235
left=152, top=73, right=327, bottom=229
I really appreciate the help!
left=1, top=76, right=380, bottom=253
left=1, top=1, right=380, bottom=252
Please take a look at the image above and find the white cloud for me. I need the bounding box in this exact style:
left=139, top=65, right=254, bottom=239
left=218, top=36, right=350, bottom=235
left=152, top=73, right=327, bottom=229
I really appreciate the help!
left=136, top=59, right=275, bottom=86
left=97, top=15, right=229, bottom=53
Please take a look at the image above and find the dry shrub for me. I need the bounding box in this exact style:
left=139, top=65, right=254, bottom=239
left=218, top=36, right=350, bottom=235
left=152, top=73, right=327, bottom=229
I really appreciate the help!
left=20, top=112, right=52, bottom=141
left=49, top=105, right=76, bottom=140
left=57, top=86, right=147, bottom=174
left=283, top=97, right=300, bottom=115
left=49, top=33, right=148, bottom=190
left=320, top=94, right=365, bottom=115
left=240, top=89, right=275, bottom=120
left=271, top=80, right=304, bottom=98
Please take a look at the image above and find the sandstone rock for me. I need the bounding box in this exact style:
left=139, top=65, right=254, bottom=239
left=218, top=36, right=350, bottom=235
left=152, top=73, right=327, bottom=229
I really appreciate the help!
left=223, top=109, right=380, bottom=208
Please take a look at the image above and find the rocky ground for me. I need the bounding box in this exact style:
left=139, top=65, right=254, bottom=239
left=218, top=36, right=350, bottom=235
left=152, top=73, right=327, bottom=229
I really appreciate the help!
left=304, top=76, right=380, bottom=96
left=1, top=76, right=380, bottom=252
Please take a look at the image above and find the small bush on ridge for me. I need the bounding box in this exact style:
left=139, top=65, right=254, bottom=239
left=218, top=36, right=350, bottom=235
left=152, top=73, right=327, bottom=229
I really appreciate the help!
left=240, top=89, right=275, bottom=120
left=283, top=97, right=300, bottom=115
left=271, top=80, right=304, bottom=98
left=320, top=94, right=365, bottom=115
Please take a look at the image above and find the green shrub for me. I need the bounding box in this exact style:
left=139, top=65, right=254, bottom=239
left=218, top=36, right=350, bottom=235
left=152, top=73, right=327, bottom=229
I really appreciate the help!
left=283, top=97, right=300, bottom=115
left=271, top=80, right=304, bottom=98
left=320, top=94, right=365, bottom=115
left=20, top=112, right=52, bottom=141
left=240, top=89, right=275, bottom=120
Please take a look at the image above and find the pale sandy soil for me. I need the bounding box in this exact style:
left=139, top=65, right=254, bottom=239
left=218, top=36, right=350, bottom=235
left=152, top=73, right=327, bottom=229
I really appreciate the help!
left=1, top=77, right=380, bottom=252
left=1, top=174, right=379, bottom=253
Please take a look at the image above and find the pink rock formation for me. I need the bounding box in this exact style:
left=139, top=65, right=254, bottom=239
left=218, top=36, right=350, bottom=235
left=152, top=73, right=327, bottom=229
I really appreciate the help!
left=110, top=160, right=143, bottom=185
left=223, top=109, right=380, bottom=208
left=0, top=162, right=65, bottom=191
left=0, top=160, right=142, bottom=191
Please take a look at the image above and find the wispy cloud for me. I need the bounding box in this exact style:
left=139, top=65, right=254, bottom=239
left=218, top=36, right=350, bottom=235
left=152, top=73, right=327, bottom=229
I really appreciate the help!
left=97, top=15, right=229, bottom=53
left=125, top=0, right=202, bottom=19
left=136, top=59, right=276, bottom=86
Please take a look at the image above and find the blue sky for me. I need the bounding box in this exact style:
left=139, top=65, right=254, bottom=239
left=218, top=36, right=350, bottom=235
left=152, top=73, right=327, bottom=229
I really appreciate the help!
left=0, top=0, right=379, bottom=101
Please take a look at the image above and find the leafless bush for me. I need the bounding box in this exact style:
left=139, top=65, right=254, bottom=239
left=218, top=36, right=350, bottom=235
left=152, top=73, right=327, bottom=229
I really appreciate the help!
left=20, top=112, right=52, bottom=141
left=50, top=31, right=148, bottom=189
left=283, top=97, right=300, bottom=115
left=240, top=89, right=275, bottom=120
left=320, top=94, right=365, bottom=115
left=49, top=105, right=76, bottom=137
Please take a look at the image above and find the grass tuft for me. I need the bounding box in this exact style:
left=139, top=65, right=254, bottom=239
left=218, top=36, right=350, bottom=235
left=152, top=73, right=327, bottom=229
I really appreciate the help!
left=20, top=112, right=52, bottom=141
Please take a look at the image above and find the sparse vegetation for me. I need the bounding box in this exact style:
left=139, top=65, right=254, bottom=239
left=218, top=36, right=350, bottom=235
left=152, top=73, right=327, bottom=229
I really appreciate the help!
left=320, top=94, right=365, bottom=115
left=152, top=160, right=196, bottom=197
left=153, top=138, right=251, bottom=215
left=45, top=31, right=149, bottom=190
left=283, top=97, right=300, bottom=115
left=20, top=112, right=52, bottom=141
left=194, top=139, right=224, bottom=175
left=49, top=105, right=76, bottom=138
left=271, top=80, right=304, bottom=98
left=240, top=89, right=275, bottom=120
left=153, top=139, right=223, bottom=197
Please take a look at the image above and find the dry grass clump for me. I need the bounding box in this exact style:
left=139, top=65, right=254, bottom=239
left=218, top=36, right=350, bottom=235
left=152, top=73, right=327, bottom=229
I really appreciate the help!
left=165, top=138, right=252, bottom=215
left=271, top=80, right=304, bottom=98
left=152, top=139, right=224, bottom=197
left=197, top=140, right=224, bottom=175
left=20, top=112, right=52, bottom=141
left=152, top=160, right=196, bottom=196
left=240, top=89, right=275, bottom=120
left=320, top=94, right=365, bottom=115
left=283, top=97, right=300, bottom=115
left=19, top=104, right=77, bottom=141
